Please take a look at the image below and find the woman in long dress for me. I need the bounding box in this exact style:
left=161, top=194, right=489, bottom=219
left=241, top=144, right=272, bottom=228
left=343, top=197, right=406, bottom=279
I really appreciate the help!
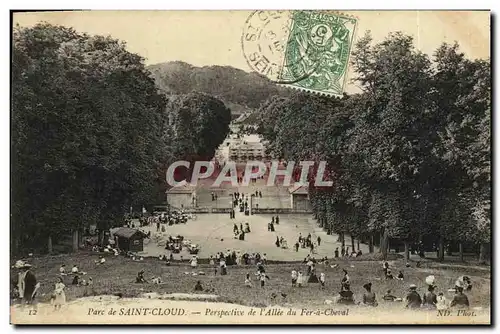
left=190, top=255, right=198, bottom=269
left=53, top=277, right=66, bottom=310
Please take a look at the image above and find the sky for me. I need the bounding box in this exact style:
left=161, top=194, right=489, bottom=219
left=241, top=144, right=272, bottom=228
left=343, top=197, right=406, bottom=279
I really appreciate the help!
left=13, top=10, right=490, bottom=93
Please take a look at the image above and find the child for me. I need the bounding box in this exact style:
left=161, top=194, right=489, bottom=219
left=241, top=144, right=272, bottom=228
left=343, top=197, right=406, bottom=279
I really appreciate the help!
left=260, top=273, right=268, bottom=288
left=297, top=271, right=304, bottom=287
left=436, top=292, right=448, bottom=310
left=320, top=273, right=326, bottom=288
left=291, top=270, right=298, bottom=287
left=245, top=273, right=252, bottom=287
left=397, top=271, right=404, bottom=280
left=190, top=255, right=198, bottom=269
left=52, top=277, right=66, bottom=310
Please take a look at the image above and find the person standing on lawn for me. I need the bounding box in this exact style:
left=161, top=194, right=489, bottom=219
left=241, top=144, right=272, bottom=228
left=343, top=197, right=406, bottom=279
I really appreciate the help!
left=52, top=276, right=66, bottom=310
left=16, top=261, right=38, bottom=306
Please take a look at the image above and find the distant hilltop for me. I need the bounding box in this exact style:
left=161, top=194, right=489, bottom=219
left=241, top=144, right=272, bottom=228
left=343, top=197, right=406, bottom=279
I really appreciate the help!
left=147, top=61, right=290, bottom=118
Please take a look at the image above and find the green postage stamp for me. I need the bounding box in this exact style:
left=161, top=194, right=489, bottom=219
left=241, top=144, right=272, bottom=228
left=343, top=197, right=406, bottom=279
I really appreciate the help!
left=242, top=10, right=358, bottom=96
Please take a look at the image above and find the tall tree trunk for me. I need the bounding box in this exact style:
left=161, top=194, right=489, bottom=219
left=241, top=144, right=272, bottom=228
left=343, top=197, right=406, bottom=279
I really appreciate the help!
left=404, top=241, right=410, bottom=263
left=438, top=237, right=445, bottom=262
left=357, top=239, right=360, bottom=251
left=381, top=229, right=389, bottom=260
left=340, top=232, right=345, bottom=247
left=98, top=230, right=105, bottom=247
left=368, top=234, right=374, bottom=253
left=351, top=236, right=355, bottom=252
left=379, top=233, right=383, bottom=253
left=72, top=230, right=79, bottom=252
left=479, top=243, right=489, bottom=264
left=459, top=242, right=464, bottom=262
left=78, top=228, right=84, bottom=246
left=47, top=235, right=53, bottom=254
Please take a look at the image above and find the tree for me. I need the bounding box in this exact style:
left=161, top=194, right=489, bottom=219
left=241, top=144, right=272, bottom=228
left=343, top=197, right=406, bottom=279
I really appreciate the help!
left=12, top=23, right=168, bottom=253
left=431, top=43, right=491, bottom=262
left=166, top=92, right=231, bottom=180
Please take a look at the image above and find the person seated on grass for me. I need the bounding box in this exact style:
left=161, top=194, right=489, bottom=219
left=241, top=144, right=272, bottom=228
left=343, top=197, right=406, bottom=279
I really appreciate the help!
left=397, top=271, right=404, bottom=280
left=136, top=270, right=147, bottom=283
left=405, top=284, right=422, bottom=309
left=422, top=284, right=437, bottom=309
left=455, top=276, right=472, bottom=292
left=383, top=289, right=398, bottom=302
left=337, top=283, right=355, bottom=305
left=245, top=273, right=252, bottom=287
left=356, top=249, right=363, bottom=257
left=59, top=264, right=67, bottom=276
left=450, top=286, right=470, bottom=309
left=71, top=265, right=79, bottom=274
left=362, top=283, right=378, bottom=307
left=152, top=277, right=162, bottom=284
left=194, top=280, right=203, bottom=291
left=95, top=256, right=106, bottom=266
left=91, top=245, right=99, bottom=252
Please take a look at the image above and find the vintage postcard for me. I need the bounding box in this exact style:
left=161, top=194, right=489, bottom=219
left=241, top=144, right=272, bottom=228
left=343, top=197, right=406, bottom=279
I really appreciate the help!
left=10, top=10, right=491, bottom=325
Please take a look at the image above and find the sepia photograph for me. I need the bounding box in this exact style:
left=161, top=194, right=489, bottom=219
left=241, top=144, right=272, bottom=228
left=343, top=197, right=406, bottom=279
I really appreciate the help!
left=9, top=9, right=491, bottom=325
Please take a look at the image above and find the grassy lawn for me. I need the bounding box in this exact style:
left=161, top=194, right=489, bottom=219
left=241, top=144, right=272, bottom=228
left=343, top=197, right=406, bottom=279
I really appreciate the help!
left=139, top=212, right=370, bottom=260
left=10, top=251, right=490, bottom=311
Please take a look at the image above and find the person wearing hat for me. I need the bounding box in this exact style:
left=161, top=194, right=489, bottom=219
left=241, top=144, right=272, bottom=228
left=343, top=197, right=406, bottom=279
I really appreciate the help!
left=422, top=284, right=438, bottom=309
left=341, top=269, right=350, bottom=288
left=16, top=261, right=38, bottom=305
left=406, top=284, right=422, bottom=309
left=450, top=286, right=470, bottom=309
left=362, top=282, right=378, bottom=306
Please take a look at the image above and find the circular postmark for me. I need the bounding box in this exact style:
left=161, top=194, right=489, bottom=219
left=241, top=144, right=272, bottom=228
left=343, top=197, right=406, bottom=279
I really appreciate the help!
left=242, top=10, right=358, bottom=95
left=241, top=10, right=316, bottom=84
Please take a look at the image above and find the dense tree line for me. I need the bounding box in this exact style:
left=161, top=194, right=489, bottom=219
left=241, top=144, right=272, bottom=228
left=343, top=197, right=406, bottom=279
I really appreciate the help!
left=257, top=32, right=490, bottom=263
left=12, top=24, right=230, bottom=254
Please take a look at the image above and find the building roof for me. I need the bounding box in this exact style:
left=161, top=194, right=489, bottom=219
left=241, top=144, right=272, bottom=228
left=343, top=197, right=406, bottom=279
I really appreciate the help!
left=166, top=184, right=196, bottom=194
left=289, top=184, right=309, bottom=195
left=113, top=227, right=146, bottom=239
